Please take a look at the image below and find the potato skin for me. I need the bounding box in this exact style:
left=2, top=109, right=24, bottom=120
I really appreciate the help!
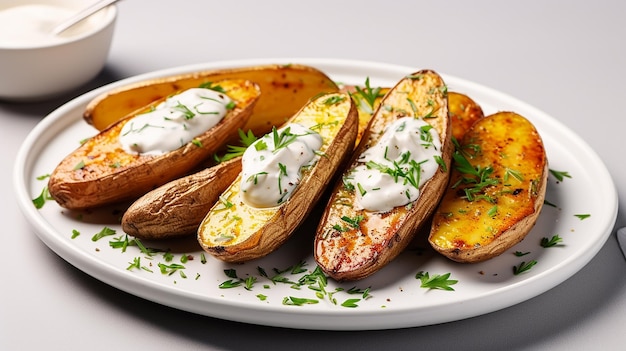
left=314, top=70, right=452, bottom=281
left=84, top=64, right=338, bottom=136
left=198, top=92, right=358, bottom=263
left=48, top=79, right=260, bottom=210
left=121, top=157, right=242, bottom=239
left=428, top=112, right=548, bottom=263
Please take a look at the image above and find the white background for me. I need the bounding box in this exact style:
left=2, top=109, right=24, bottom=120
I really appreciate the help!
left=2, top=1, right=625, bottom=350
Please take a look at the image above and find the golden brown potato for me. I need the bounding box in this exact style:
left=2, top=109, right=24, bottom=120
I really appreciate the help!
left=340, top=82, right=390, bottom=145
left=121, top=79, right=386, bottom=242
left=429, top=112, right=548, bottom=263
left=122, top=81, right=390, bottom=241
left=346, top=86, right=481, bottom=145
left=121, top=157, right=242, bottom=239
left=448, top=91, right=484, bottom=141
left=314, top=70, right=452, bottom=281
left=48, top=79, right=260, bottom=210
left=84, top=64, right=339, bottom=137
left=198, top=92, right=358, bottom=263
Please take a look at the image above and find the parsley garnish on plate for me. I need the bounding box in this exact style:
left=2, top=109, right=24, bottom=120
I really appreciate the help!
left=513, top=260, right=537, bottom=275
left=549, top=169, right=571, bottom=182
left=217, top=263, right=372, bottom=308
left=415, top=271, right=458, bottom=291
left=540, top=235, right=563, bottom=248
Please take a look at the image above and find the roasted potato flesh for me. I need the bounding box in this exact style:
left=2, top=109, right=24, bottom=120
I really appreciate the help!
left=198, top=92, right=358, bottom=263
left=339, top=83, right=390, bottom=145
left=448, top=92, right=484, bottom=141
left=48, top=79, right=260, bottom=210
left=314, top=70, right=452, bottom=281
left=84, top=64, right=339, bottom=136
left=429, top=112, right=548, bottom=263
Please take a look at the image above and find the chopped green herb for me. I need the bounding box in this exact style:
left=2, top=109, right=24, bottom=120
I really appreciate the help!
left=487, top=205, right=498, bottom=217
left=73, top=160, right=85, bottom=170
left=244, top=276, right=257, bottom=291
left=108, top=235, right=132, bottom=252
left=341, top=298, right=361, bottom=308
left=36, top=174, right=50, bottom=181
left=158, top=263, right=185, bottom=276
left=290, top=261, right=308, bottom=275
left=451, top=149, right=499, bottom=202
left=357, top=182, right=367, bottom=196
left=134, top=238, right=159, bottom=257
left=415, top=271, right=458, bottom=291
left=272, top=126, right=299, bottom=152
left=254, top=139, right=268, bottom=151
left=513, top=260, right=537, bottom=275
left=213, top=262, right=371, bottom=308
left=282, top=296, right=319, bottom=306
left=323, top=95, right=346, bottom=105
left=332, top=224, right=347, bottom=232
left=32, top=186, right=53, bottom=209
left=214, top=129, right=258, bottom=162
left=406, top=74, right=424, bottom=80
left=91, top=227, right=116, bottom=242
left=163, top=251, right=174, bottom=262
left=544, top=199, right=557, bottom=208
left=349, top=287, right=371, bottom=300
left=219, top=280, right=242, bottom=289
left=574, top=214, right=590, bottom=220
left=127, top=257, right=141, bottom=271
left=504, top=168, right=524, bottom=182
left=341, top=215, right=364, bottom=229
left=433, top=155, right=447, bottom=172
left=352, top=77, right=384, bottom=112
left=407, top=98, right=419, bottom=117
left=198, top=81, right=226, bottom=93
left=549, top=169, right=571, bottom=182
left=173, top=102, right=196, bottom=120
left=540, top=235, right=563, bottom=248
left=257, top=266, right=268, bottom=278
left=224, top=268, right=238, bottom=279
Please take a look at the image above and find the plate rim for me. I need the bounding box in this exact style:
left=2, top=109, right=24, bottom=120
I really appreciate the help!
left=13, top=58, right=619, bottom=330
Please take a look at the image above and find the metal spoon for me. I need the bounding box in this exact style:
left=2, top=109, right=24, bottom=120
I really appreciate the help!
left=52, top=0, right=122, bottom=36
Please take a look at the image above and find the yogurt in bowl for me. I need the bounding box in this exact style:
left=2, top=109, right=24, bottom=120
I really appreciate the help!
left=0, top=0, right=117, bottom=101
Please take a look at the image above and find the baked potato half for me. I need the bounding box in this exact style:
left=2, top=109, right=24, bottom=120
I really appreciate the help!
left=121, top=157, right=242, bottom=239
left=448, top=91, right=484, bottom=141
left=340, top=80, right=389, bottom=145
left=314, top=70, right=452, bottom=281
left=121, top=81, right=387, bottom=241
left=84, top=64, right=338, bottom=136
left=48, top=79, right=260, bottom=210
left=198, top=92, right=358, bottom=263
left=428, top=112, right=548, bottom=263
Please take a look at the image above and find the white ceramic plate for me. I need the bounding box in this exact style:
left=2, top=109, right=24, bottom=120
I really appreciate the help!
left=14, top=58, right=618, bottom=330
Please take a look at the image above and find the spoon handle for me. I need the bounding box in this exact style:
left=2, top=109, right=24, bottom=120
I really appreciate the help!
left=52, top=0, right=121, bottom=35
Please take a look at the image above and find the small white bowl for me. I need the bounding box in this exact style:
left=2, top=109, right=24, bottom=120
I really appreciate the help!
left=0, top=0, right=117, bottom=101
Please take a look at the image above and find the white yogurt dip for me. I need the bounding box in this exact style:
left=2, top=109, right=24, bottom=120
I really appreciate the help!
left=0, top=4, right=102, bottom=47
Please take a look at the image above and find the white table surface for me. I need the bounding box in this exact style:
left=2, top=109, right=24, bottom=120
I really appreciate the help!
left=2, top=0, right=625, bottom=350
